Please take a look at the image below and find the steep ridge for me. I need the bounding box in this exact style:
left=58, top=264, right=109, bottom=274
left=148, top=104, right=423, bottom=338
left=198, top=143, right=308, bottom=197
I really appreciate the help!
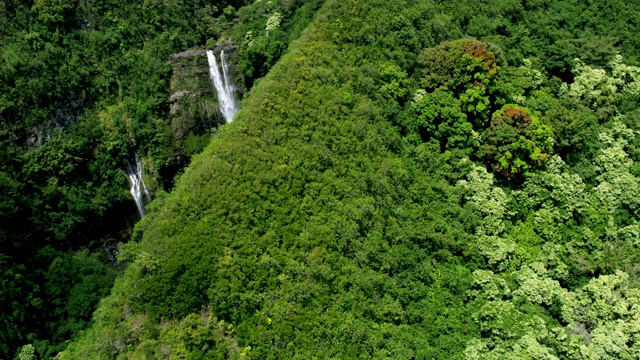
left=60, top=0, right=476, bottom=358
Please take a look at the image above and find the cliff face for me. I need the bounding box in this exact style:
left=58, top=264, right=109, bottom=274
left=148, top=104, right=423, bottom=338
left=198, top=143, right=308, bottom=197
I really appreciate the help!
left=167, top=42, right=245, bottom=163
left=168, top=49, right=220, bottom=146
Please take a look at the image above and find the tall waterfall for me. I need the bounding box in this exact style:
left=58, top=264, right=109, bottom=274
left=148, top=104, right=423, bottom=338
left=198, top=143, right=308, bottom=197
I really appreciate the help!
left=125, top=152, right=151, bottom=218
left=206, top=49, right=239, bottom=123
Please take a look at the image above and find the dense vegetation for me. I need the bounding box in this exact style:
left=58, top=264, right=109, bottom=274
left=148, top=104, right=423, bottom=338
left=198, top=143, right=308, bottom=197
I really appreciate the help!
left=4, top=0, right=640, bottom=358
left=0, top=0, right=321, bottom=357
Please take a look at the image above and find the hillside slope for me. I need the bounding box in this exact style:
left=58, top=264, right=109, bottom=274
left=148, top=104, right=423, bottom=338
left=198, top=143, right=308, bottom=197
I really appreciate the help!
left=60, top=0, right=478, bottom=358
left=58, top=0, right=640, bottom=358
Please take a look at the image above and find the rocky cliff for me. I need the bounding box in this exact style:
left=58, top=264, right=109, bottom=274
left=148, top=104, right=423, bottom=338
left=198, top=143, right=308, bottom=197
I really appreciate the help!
left=167, top=42, right=245, bottom=167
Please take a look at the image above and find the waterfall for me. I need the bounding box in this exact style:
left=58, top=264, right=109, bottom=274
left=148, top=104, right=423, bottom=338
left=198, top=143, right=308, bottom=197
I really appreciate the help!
left=206, top=49, right=239, bottom=123
left=125, top=152, right=151, bottom=218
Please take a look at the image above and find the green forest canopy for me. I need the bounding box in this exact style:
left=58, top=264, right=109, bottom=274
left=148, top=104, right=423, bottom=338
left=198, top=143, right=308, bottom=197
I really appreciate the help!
left=3, top=0, right=640, bottom=358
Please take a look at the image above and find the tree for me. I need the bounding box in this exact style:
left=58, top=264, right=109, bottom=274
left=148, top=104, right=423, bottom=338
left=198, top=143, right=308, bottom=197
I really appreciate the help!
left=490, top=59, right=544, bottom=108
left=418, top=38, right=500, bottom=122
left=565, top=58, right=622, bottom=111
left=407, top=90, right=474, bottom=151
left=480, top=105, right=554, bottom=179
left=17, top=344, right=36, bottom=360
left=32, top=0, right=76, bottom=26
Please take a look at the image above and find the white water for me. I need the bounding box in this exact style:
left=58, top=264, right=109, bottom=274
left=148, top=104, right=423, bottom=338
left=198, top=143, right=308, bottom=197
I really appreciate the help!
left=125, top=152, right=151, bottom=218
left=206, top=49, right=239, bottom=123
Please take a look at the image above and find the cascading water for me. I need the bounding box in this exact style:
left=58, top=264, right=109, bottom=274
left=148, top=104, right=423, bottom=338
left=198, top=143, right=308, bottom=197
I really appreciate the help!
left=125, top=152, right=151, bottom=218
left=206, top=49, right=239, bottom=123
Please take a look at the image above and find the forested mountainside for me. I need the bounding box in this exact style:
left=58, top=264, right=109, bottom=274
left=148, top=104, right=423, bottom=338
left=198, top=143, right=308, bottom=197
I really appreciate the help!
left=3, top=0, right=640, bottom=358
left=0, top=0, right=321, bottom=357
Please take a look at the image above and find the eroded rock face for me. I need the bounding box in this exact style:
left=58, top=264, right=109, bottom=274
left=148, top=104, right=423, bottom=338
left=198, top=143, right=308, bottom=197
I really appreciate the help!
left=169, top=49, right=220, bottom=138
left=169, top=49, right=207, bottom=61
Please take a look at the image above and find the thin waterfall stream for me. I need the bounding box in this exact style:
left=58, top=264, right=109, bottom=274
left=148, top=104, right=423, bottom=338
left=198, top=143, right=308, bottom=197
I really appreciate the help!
left=125, top=152, right=151, bottom=218
left=206, top=49, right=239, bottom=123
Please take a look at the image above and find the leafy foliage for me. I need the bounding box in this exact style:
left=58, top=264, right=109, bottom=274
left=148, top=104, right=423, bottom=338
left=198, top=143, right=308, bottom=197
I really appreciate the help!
left=3, top=0, right=640, bottom=358
left=0, top=0, right=325, bottom=356
left=418, top=38, right=499, bottom=121
left=480, top=105, right=554, bottom=179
